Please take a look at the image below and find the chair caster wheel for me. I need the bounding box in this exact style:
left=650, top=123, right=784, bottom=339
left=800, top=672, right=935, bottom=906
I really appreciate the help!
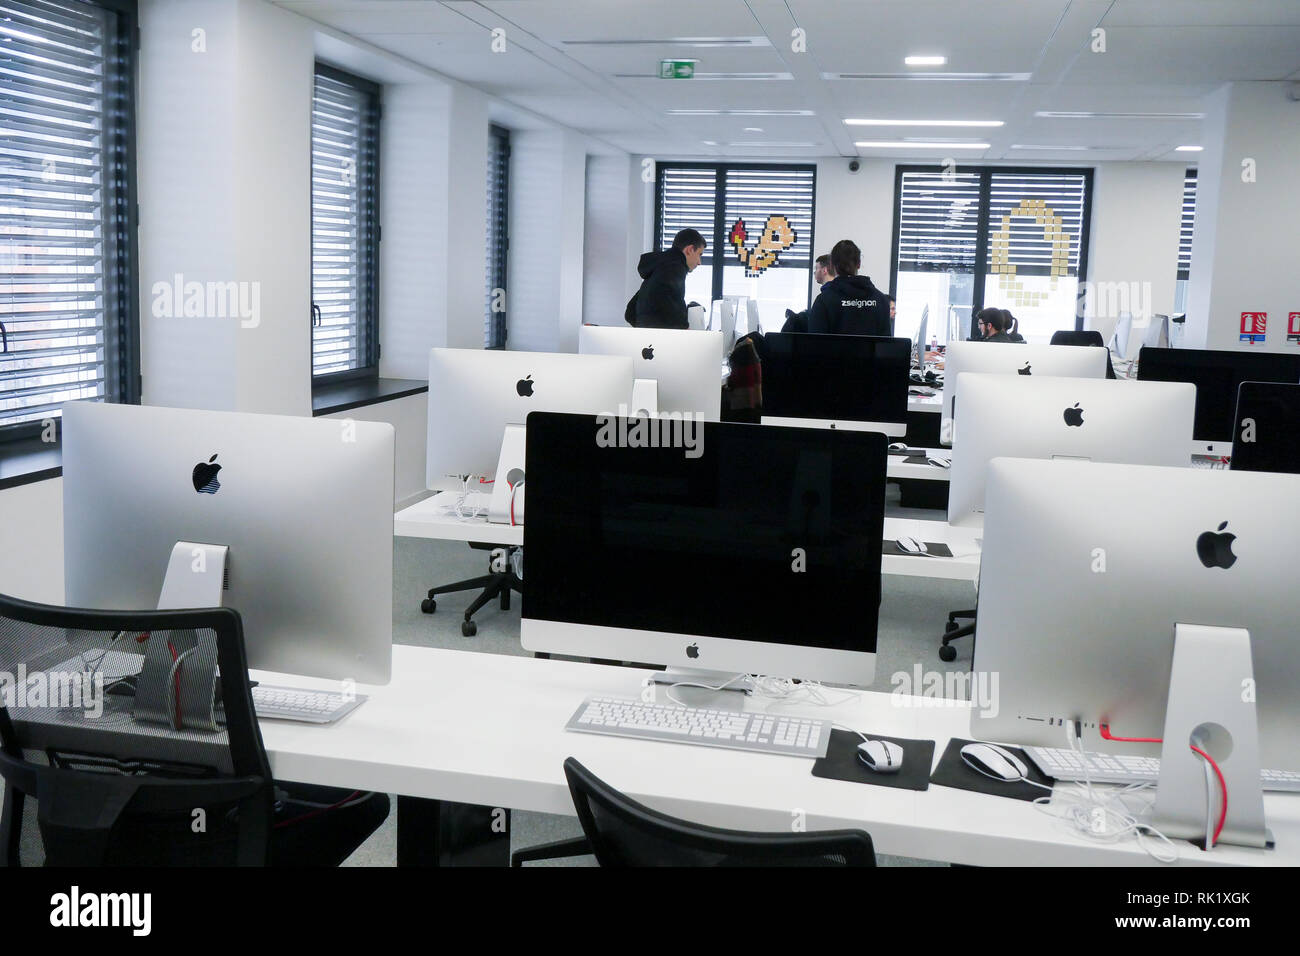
left=461, top=620, right=477, bottom=637
left=939, top=644, right=957, bottom=663
left=421, top=599, right=436, bottom=614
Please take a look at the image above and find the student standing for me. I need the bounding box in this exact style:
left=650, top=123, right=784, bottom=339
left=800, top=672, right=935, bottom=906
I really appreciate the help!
left=626, top=228, right=707, bottom=329
left=806, top=240, right=892, bottom=336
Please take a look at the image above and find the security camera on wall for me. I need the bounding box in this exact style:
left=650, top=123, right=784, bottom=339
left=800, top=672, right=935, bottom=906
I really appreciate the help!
left=848, top=159, right=861, bottom=174
left=1288, top=81, right=1300, bottom=102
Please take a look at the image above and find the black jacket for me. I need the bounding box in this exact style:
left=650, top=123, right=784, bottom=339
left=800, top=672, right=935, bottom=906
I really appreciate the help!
left=626, top=250, right=689, bottom=329
left=983, top=331, right=1016, bottom=344
left=807, top=275, right=892, bottom=337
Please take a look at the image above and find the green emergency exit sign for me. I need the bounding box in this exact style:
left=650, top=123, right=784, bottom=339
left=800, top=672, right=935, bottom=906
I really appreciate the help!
left=660, top=59, right=697, bottom=79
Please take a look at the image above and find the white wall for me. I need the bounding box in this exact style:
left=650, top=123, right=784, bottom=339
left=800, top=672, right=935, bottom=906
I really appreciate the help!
left=0, top=479, right=64, bottom=604
left=1185, top=82, right=1300, bottom=351
left=323, top=394, right=428, bottom=509
left=813, top=158, right=896, bottom=294
left=583, top=154, right=634, bottom=326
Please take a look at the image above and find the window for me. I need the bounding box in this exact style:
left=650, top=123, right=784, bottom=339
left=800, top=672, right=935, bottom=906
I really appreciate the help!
left=1175, top=168, right=1196, bottom=314
left=311, top=64, right=379, bottom=381
left=0, top=0, right=139, bottom=442
left=655, top=163, right=816, bottom=331
left=890, top=166, right=1093, bottom=345
left=485, top=125, right=509, bottom=349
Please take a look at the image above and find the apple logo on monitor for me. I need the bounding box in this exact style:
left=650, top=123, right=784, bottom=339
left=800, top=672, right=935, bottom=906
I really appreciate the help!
left=1063, top=403, right=1084, bottom=427
left=516, top=375, right=534, bottom=398
left=641, top=345, right=654, bottom=360
left=1018, top=363, right=1032, bottom=376
left=1196, top=521, right=1237, bottom=569
left=192, top=454, right=221, bottom=494
left=685, top=642, right=699, bottom=659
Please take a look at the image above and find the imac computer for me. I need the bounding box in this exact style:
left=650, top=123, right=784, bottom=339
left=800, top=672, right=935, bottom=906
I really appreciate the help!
left=1144, top=313, right=1170, bottom=349
left=945, top=374, right=1194, bottom=527
left=61, top=401, right=395, bottom=684
left=940, top=341, right=1109, bottom=442
left=972, top=456, right=1300, bottom=847
left=425, top=348, right=634, bottom=500
left=520, top=412, right=886, bottom=686
left=761, top=333, right=910, bottom=437
left=1108, top=311, right=1134, bottom=362
left=578, top=325, right=724, bottom=420
left=913, top=305, right=930, bottom=367
left=708, top=298, right=739, bottom=353
left=1137, top=346, right=1300, bottom=457
left=1231, top=382, right=1300, bottom=474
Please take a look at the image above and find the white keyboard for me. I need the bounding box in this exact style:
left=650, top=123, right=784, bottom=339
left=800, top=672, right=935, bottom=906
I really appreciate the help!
left=566, top=696, right=831, bottom=758
left=1026, top=746, right=1300, bottom=792
left=1190, top=457, right=1230, bottom=470
left=251, top=684, right=365, bottom=724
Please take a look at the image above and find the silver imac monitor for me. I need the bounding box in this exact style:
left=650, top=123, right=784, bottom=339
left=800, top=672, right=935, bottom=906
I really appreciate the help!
left=1144, top=313, right=1170, bottom=349
left=578, top=325, right=724, bottom=420
left=1109, top=311, right=1134, bottom=361
left=940, top=341, right=1108, bottom=443
left=972, top=456, right=1300, bottom=771
left=62, top=401, right=395, bottom=683
left=425, top=348, right=634, bottom=485
left=521, top=412, right=886, bottom=686
left=913, top=305, right=930, bottom=367
left=761, top=333, right=910, bottom=437
left=946, top=374, right=1195, bottom=527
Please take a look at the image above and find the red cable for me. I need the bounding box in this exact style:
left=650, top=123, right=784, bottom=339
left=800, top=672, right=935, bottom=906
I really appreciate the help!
left=273, top=790, right=364, bottom=829
left=1099, top=723, right=1162, bottom=744
left=166, top=639, right=182, bottom=730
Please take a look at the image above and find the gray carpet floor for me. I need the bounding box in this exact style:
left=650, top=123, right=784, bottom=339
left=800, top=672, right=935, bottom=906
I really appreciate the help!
left=11, top=484, right=973, bottom=866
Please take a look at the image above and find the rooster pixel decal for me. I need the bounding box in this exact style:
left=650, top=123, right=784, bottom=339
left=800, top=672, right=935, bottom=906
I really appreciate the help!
left=729, top=214, right=798, bottom=277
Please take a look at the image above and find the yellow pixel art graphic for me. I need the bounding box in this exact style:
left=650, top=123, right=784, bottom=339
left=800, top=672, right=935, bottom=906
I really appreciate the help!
left=989, top=198, right=1070, bottom=310
left=729, top=214, right=798, bottom=277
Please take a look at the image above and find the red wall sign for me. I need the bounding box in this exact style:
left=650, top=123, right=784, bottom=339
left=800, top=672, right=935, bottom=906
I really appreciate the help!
left=1240, top=311, right=1267, bottom=345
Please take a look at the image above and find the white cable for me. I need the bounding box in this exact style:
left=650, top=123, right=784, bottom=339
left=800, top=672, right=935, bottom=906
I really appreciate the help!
left=747, top=675, right=857, bottom=708
left=664, top=672, right=752, bottom=707
left=1197, top=748, right=1215, bottom=850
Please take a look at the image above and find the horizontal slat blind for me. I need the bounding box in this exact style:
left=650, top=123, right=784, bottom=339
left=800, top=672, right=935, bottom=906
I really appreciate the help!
left=657, top=166, right=718, bottom=265
left=1, top=0, right=113, bottom=430
left=722, top=167, right=815, bottom=267
left=896, top=170, right=981, bottom=271
left=986, top=171, right=1087, bottom=277
left=484, top=124, right=508, bottom=348
left=1178, top=168, right=1196, bottom=281
left=311, top=67, right=377, bottom=377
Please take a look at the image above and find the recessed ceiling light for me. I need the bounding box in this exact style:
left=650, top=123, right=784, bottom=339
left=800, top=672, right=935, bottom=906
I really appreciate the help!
left=1035, top=111, right=1204, bottom=120
left=1175, top=145, right=1203, bottom=151
left=855, top=141, right=989, bottom=150
left=905, top=55, right=946, bottom=66
left=667, top=109, right=814, bottom=116
left=845, top=119, right=1003, bottom=127
left=825, top=72, right=1030, bottom=82
left=563, top=36, right=772, bottom=47
left=704, top=140, right=821, bottom=148
left=1010, top=144, right=1093, bottom=151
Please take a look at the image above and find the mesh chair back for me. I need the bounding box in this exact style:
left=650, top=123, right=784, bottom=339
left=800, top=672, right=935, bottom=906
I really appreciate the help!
left=0, top=593, right=273, bottom=866
left=563, top=758, right=875, bottom=867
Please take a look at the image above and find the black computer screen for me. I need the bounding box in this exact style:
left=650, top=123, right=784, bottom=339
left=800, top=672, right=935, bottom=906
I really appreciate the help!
left=762, top=333, right=910, bottom=425
left=522, top=413, right=885, bottom=653
left=1137, top=347, right=1300, bottom=444
left=1231, top=382, right=1300, bottom=474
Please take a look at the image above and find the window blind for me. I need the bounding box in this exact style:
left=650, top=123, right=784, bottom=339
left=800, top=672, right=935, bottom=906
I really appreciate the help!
left=484, top=124, right=509, bottom=348
left=0, top=0, right=137, bottom=434
left=986, top=171, right=1087, bottom=277
left=895, top=170, right=981, bottom=271
left=1178, top=168, right=1196, bottom=281
left=722, top=167, right=815, bottom=268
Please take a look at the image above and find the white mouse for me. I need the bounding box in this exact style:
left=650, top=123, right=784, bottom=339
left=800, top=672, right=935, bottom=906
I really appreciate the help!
left=889, top=442, right=909, bottom=452
left=857, top=739, right=905, bottom=774
left=960, top=742, right=1029, bottom=782
left=896, top=536, right=928, bottom=555
left=926, top=456, right=952, bottom=469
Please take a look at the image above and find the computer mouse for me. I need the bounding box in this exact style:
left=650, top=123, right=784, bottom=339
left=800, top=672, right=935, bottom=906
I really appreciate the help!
left=896, top=536, right=928, bottom=555
left=889, top=442, right=909, bottom=451
left=926, top=456, right=951, bottom=469
left=857, top=739, right=904, bottom=774
left=960, top=742, right=1029, bottom=782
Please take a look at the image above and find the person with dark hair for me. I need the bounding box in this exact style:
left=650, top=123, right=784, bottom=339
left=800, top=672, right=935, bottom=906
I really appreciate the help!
left=806, top=239, right=892, bottom=336
left=781, top=254, right=835, bottom=334
left=976, top=307, right=1014, bottom=343
left=625, top=228, right=707, bottom=329
left=1003, top=309, right=1025, bottom=343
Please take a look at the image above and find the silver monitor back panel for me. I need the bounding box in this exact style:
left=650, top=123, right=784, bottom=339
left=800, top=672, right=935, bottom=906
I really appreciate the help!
left=973, top=457, right=1300, bottom=771
left=946, top=374, right=1194, bottom=527
left=578, top=325, right=723, bottom=420
left=62, top=401, right=395, bottom=684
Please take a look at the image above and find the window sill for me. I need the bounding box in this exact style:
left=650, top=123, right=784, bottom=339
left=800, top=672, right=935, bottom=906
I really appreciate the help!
left=312, top=378, right=429, bottom=417
left=0, top=437, right=62, bottom=492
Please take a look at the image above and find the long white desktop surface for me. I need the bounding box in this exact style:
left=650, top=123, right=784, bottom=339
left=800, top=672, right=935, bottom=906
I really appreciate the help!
left=256, top=645, right=1296, bottom=867
left=393, top=501, right=979, bottom=582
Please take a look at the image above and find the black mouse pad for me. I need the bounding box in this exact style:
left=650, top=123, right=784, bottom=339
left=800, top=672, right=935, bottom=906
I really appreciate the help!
left=811, top=730, right=935, bottom=792
left=882, top=540, right=954, bottom=558
left=902, top=454, right=950, bottom=468
left=929, top=738, right=1055, bottom=802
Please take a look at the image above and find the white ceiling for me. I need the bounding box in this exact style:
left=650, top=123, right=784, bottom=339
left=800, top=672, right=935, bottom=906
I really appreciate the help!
left=276, top=0, right=1300, bottom=161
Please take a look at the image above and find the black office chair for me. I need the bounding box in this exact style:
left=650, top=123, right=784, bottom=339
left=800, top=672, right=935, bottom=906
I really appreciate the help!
left=421, top=541, right=522, bottom=637
left=511, top=758, right=876, bottom=867
left=939, top=606, right=976, bottom=662
left=1050, top=329, right=1117, bottom=379
left=0, top=592, right=387, bottom=866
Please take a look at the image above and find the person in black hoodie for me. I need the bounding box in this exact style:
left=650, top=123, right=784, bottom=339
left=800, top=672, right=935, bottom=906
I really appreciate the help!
left=782, top=254, right=833, bottom=333
left=806, top=240, right=892, bottom=336
left=625, top=228, right=707, bottom=329
left=976, top=307, right=1015, bottom=343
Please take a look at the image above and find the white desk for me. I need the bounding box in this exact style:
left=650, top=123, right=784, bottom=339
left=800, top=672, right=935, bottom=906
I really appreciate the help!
left=887, top=448, right=951, bottom=483
left=256, top=645, right=1298, bottom=867
left=908, top=392, right=941, bottom=414
left=395, top=494, right=523, bottom=547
